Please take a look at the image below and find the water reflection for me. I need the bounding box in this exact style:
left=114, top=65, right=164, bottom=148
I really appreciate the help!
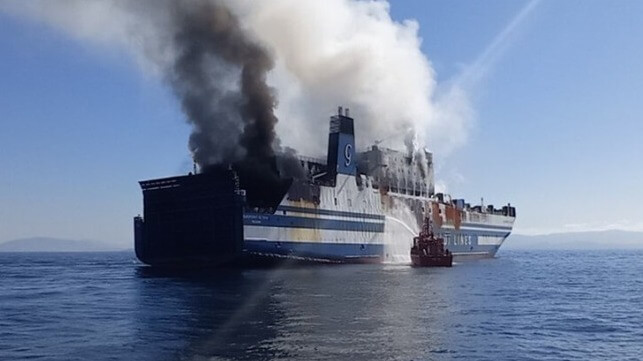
left=134, top=266, right=290, bottom=360
left=132, top=264, right=469, bottom=360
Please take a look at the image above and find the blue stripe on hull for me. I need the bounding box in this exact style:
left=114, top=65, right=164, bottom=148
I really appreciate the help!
left=244, top=213, right=384, bottom=233
left=244, top=239, right=384, bottom=262
left=438, top=229, right=511, bottom=237
left=244, top=240, right=500, bottom=262
left=446, top=244, right=500, bottom=257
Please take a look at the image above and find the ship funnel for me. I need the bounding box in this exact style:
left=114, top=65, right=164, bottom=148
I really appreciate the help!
left=326, top=106, right=356, bottom=184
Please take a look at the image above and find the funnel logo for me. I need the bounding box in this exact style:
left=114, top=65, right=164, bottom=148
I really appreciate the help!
left=335, top=133, right=356, bottom=175
left=344, top=143, right=353, bottom=166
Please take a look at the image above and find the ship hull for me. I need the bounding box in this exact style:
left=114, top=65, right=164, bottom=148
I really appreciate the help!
left=243, top=239, right=384, bottom=263
left=241, top=203, right=387, bottom=263
left=241, top=228, right=509, bottom=263
left=135, top=201, right=512, bottom=266
left=134, top=175, right=513, bottom=266
left=434, top=226, right=511, bottom=260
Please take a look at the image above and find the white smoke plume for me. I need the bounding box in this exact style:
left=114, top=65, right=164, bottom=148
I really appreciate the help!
left=1, top=0, right=471, bottom=159
left=229, top=0, right=472, bottom=156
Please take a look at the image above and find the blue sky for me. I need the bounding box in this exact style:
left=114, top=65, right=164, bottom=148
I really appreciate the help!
left=1, top=0, right=642, bottom=245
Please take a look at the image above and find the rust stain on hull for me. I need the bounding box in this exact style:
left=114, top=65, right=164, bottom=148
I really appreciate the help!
left=444, top=204, right=462, bottom=230
left=432, top=203, right=443, bottom=228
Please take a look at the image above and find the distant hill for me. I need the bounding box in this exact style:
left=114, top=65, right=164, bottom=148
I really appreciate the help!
left=0, top=237, right=125, bottom=252
left=504, top=230, right=643, bottom=250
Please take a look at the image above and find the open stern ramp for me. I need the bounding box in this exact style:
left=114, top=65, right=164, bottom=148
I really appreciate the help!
left=134, top=170, right=244, bottom=266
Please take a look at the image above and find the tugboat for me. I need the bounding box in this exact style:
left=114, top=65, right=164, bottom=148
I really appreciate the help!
left=410, top=218, right=453, bottom=267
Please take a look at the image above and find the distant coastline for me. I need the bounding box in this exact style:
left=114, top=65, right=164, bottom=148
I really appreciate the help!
left=0, top=237, right=130, bottom=252
left=504, top=230, right=643, bottom=250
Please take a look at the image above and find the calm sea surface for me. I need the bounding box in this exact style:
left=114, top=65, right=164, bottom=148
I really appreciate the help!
left=1, top=250, right=642, bottom=361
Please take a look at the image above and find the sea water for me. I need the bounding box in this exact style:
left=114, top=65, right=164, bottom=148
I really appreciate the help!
left=1, top=250, right=642, bottom=360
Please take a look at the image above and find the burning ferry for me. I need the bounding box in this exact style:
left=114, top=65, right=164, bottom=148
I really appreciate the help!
left=134, top=107, right=515, bottom=266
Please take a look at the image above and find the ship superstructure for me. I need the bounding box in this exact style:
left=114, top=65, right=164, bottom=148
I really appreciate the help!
left=134, top=107, right=515, bottom=266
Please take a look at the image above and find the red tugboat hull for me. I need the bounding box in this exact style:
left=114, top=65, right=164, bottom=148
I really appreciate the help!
left=410, top=253, right=453, bottom=267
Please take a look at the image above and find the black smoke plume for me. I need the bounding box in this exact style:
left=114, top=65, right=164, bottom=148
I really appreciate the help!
left=168, top=0, right=278, bottom=169
left=165, top=1, right=305, bottom=208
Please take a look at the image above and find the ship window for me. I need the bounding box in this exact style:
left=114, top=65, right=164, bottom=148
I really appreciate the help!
left=348, top=199, right=352, bottom=207
left=334, top=198, right=338, bottom=206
